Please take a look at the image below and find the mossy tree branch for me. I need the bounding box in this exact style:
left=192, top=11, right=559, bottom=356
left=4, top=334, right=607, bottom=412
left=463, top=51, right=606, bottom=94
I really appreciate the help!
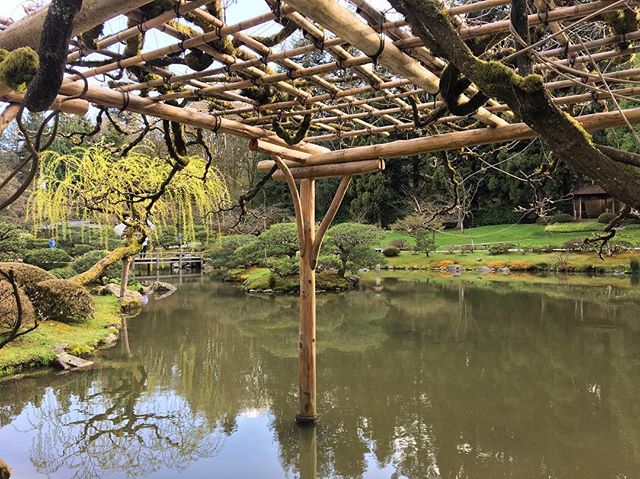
left=389, top=0, right=640, bottom=210
left=24, top=0, right=84, bottom=112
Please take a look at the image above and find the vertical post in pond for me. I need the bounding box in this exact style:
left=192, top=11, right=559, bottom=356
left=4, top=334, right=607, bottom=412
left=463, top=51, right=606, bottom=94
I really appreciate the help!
left=297, top=178, right=317, bottom=424
left=120, top=257, right=131, bottom=299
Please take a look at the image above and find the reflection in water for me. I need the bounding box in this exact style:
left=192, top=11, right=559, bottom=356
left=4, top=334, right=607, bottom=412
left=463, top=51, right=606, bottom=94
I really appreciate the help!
left=1, top=277, right=640, bottom=478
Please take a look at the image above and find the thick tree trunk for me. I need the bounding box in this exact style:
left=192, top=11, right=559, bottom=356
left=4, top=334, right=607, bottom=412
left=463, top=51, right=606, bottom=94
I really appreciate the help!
left=389, top=0, right=640, bottom=210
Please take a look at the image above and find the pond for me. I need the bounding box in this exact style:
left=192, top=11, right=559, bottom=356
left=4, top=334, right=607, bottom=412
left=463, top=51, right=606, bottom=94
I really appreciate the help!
left=1, top=274, right=640, bottom=478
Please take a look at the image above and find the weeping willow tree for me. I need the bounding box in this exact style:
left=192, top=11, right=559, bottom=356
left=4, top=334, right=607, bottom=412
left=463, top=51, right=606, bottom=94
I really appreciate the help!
left=27, top=145, right=230, bottom=285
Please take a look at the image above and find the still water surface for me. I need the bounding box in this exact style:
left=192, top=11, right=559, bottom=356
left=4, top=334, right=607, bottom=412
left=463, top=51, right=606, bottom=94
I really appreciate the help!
left=1, top=275, right=640, bottom=478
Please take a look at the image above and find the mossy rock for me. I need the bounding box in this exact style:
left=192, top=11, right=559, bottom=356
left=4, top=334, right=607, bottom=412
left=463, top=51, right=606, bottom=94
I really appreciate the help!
left=29, top=279, right=95, bottom=323
left=0, top=262, right=54, bottom=290
left=0, top=281, right=36, bottom=335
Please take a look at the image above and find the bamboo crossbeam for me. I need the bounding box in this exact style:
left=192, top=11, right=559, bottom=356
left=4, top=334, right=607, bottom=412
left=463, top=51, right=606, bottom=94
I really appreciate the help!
left=67, top=0, right=215, bottom=63
left=0, top=0, right=157, bottom=51
left=272, top=159, right=384, bottom=181
left=284, top=0, right=507, bottom=128
left=249, top=138, right=310, bottom=162
left=125, top=11, right=359, bottom=134
left=257, top=107, right=640, bottom=168
left=0, top=88, right=89, bottom=116
left=193, top=21, right=379, bottom=133
left=55, top=80, right=329, bottom=155
left=69, top=9, right=279, bottom=81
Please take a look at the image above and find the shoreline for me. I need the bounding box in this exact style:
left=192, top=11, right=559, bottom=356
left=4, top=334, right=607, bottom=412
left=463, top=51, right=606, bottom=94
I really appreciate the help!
left=0, top=295, right=123, bottom=378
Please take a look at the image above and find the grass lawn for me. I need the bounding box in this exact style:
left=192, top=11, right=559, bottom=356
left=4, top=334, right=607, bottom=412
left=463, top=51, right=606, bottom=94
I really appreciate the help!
left=0, top=296, right=121, bottom=377
left=377, top=223, right=640, bottom=249
left=383, top=250, right=640, bottom=273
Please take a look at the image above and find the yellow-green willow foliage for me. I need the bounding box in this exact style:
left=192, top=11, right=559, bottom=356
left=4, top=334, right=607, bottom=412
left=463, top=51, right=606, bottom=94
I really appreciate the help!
left=28, top=145, right=231, bottom=242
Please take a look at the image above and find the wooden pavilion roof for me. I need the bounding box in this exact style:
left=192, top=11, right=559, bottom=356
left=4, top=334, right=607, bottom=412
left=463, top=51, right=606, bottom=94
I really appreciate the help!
left=2, top=0, right=640, bottom=162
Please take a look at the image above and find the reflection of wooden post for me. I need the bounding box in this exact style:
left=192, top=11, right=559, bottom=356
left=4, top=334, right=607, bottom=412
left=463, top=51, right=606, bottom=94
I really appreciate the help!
left=120, top=257, right=131, bottom=299
left=121, top=318, right=131, bottom=358
left=298, top=179, right=317, bottom=423
left=299, top=424, right=317, bottom=479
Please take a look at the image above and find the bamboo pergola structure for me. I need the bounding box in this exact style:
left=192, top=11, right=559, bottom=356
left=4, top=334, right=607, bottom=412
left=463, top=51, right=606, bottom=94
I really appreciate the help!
left=2, top=0, right=640, bottom=422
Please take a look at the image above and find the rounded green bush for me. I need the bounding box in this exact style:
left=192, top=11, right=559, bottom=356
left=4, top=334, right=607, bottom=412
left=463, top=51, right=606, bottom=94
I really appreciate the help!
left=29, top=279, right=95, bottom=323
left=0, top=281, right=36, bottom=334
left=49, top=267, right=77, bottom=279
left=23, top=248, right=71, bottom=271
left=70, top=243, right=95, bottom=257
left=382, top=246, right=400, bottom=257
left=0, top=262, right=54, bottom=289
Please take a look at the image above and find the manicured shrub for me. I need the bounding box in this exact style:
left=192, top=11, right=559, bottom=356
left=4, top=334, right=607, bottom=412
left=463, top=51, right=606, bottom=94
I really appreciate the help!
left=316, top=255, right=341, bottom=273
left=70, top=243, right=94, bottom=257
left=382, top=246, right=400, bottom=257
left=0, top=281, right=36, bottom=335
left=545, top=221, right=601, bottom=233
left=266, top=256, right=299, bottom=276
left=49, top=267, right=77, bottom=279
left=0, top=222, right=27, bottom=261
left=23, top=248, right=71, bottom=270
left=29, top=279, right=94, bottom=323
left=597, top=212, right=617, bottom=224
left=548, top=213, right=575, bottom=224
left=206, top=234, right=256, bottom=268
left=389, top=238, right=410, bottom=250
left=488, top=243, right=514, bottom=255
left=0, top=262, right=54, bottom=289
left=24, top=238, right=51, bottom=250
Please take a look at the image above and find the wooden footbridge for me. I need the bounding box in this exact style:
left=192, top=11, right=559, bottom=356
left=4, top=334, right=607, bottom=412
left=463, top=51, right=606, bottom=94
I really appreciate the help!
left=133, top=251, right=205, bottom=270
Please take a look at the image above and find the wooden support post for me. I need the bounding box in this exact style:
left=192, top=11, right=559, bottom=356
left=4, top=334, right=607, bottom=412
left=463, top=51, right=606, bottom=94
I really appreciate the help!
left=273, top=157, right=352, bottom=423
left=298, top=178, right=317, bottom=424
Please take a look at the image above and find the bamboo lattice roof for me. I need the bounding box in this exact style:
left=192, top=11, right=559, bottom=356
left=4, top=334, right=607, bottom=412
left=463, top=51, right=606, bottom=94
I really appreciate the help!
left=2, top=0, right=640, bottom=157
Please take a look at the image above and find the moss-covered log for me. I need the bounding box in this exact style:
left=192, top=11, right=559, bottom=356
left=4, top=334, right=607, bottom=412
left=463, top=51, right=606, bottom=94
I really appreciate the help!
left=389, top=0, right=640, bottom=210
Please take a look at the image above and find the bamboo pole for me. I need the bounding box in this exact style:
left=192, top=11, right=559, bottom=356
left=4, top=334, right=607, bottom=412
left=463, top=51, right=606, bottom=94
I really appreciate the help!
left=272, top=159, right=384, bottom=181
left=284, top=0, right=507, bottom=128
left=0, top=0, right=157, bottom=51
left=124, top=12, right=350, bottom=135
left=56, top=80, right=325, bottom=154
left=297, top=178, right=317, bottom=424
left=0, top=90, right=89, bottom=116
left=273, top=156, right=306, bottom=257
left=257, top=106, right=640, bottom=168
left=67, top=0, right=215, bottom=62
left=249, top=139, right=310, bottom=162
